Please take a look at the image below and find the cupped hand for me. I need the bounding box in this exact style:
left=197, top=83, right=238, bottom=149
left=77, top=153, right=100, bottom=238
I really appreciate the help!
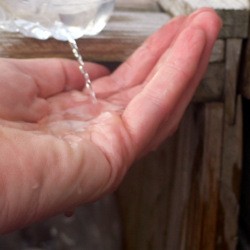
left=0, top=8, right=221, bottom=233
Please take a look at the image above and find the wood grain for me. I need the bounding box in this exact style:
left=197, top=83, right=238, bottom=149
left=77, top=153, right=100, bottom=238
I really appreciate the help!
left=115, top=0, right=160, bottom=12
left=0, top=11, right=225, bottom=103
left=217, top=96, right=243, bottom=250
left=0, top=11, right=170, bottom=61
left=117, top=103, right=226, bottom=250
left=224, top=39, right=242, bottom=125
left=118, top=104, right=205, bottom=250
left=194, top=63, right=225, bottom=103
left=158, top=0, right=249, bottom=11
left=158, top=0, right=249, bottom=38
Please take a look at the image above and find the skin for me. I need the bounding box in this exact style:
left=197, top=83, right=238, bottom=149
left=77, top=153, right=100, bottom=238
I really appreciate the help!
left=0, top=8, right=222, bottom=233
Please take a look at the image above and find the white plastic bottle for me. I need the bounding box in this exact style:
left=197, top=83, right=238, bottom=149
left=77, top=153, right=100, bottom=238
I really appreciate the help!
left=0, top=0, right=115, bottom=40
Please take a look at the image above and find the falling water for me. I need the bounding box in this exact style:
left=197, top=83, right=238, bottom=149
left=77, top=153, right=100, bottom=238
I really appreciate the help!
left=66, top=33, right=97, bottom=103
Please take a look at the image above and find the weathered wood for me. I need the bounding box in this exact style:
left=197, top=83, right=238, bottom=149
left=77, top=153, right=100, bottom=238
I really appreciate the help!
left=186, top=103, right=224, bottom=250
left=194, top=63, right=225, bottom=103
left=158, top=0, right=249, bottom=12
left=118, top=104, right=203, bottom=250
left=210, top=39, right=225, bottom=63
left=216, top=96, right=242, bottom=250
left=184, top=0, right=248, bottom=10
left=158, top=0, right=250, bottom=38
left=157, top=0, right=193, bottom=16
left=217, top=9, right=249, bottom=39
left=0, top=11, right=170, bottom=61
left=115, top=0, right=160, bottom=12
left=0, top=11, right=225, bottom=63
left=164, top=105, right=206, bottom=250
left=224, top=39, right=242, bottom=125
left=117, top=103, right=225, bottom=250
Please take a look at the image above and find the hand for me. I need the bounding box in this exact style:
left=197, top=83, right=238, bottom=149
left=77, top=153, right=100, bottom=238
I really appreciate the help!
left=0, top=8, right=221, bottom=233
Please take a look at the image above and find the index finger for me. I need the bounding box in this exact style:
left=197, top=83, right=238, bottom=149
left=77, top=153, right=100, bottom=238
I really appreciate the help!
left=3, top=58, right=110, bottom=98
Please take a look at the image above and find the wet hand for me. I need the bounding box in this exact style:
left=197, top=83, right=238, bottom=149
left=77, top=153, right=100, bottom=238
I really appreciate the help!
left=0, top=8, right=221, bottom=233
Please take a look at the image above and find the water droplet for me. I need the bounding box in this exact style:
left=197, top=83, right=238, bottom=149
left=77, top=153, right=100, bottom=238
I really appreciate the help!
left=77, top=187, right=83, bottom=195
left=32, top=183, right=39, bottom=190
left=50, top=227, right=58, bottom=237
left=63, top=134, right=83, bottom=149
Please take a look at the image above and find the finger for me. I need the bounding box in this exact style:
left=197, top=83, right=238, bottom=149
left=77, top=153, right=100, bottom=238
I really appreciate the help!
left=122, top=25, right=207, bottom=155
left=98, top=8, right=221, bottom=105
left=146, top=9, right=222, bottom=151
left=93, top=15, right=187, bottom=97
left=133, top=8, right=220, bottom=91
left=0, top=58, right=109, bottom=122
left=4, top=58, right=110, bottom=98
left=0, top=61, right=49, bottom=121
left=0, top=119, right=39, bottom=130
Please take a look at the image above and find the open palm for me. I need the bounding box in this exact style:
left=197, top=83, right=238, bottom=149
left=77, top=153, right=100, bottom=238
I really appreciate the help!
left=0, top=8, right=221, bottom=233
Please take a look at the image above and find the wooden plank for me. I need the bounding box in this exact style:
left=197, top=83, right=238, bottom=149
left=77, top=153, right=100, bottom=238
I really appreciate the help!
left=117, top=103, right=224, bottom=250
left=164, top=105, right=206, bottom=250
left=217, top=9, right=249, bottom=39
left=117, top=137, right=178, bottom=250
left=201, top=103, right=224, bottom=249
left=216, top=96, right=243, bottom=250
left=194, top=63, right=225, bottom=103
left=0, top=11, right=224, bottom=63
left=157, top=0, right=193, bottom=16
left=117, top=104, right=205, bottom=250
left=158, top=0, right=249, bottom=11
left=0, top=11, right=171, bottom=61
left=224, top=39, right=242, bottom=125
left=210, top=40, right=225, bottom=63
left=185, top=103, right=224, bottom=250
left=158, top=0, right=249, bottom=38
left=115, top=0, right=160, bottom=12
left=184, top=0, right=249, bottom=10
